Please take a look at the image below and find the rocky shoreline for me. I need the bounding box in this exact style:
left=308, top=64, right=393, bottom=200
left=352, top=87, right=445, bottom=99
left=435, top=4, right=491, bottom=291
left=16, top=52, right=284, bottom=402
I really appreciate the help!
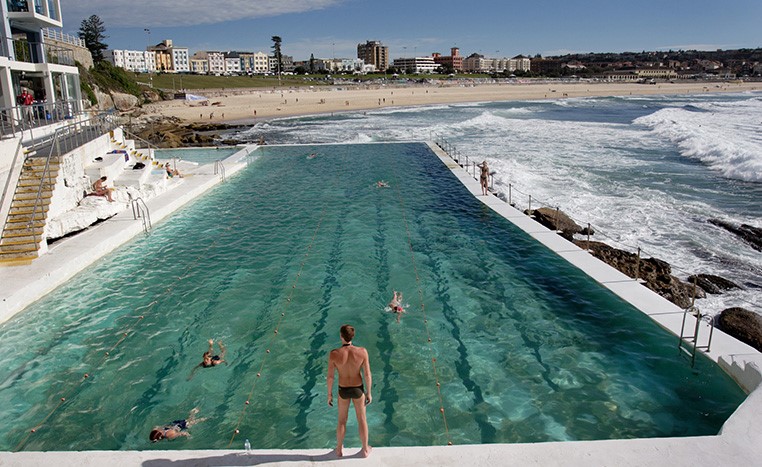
left=527, top=206, right=762, bottom=352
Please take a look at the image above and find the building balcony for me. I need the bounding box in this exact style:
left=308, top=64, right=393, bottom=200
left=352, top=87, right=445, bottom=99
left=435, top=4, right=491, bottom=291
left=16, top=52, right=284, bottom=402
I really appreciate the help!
left=6, top=0, right=63, bottom=28
left=1, top=36, right=76, bottom=67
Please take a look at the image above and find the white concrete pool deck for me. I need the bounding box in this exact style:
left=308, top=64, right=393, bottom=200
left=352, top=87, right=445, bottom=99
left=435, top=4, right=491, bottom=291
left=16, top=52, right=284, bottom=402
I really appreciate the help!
left=1, top=141, right=761, bottom=466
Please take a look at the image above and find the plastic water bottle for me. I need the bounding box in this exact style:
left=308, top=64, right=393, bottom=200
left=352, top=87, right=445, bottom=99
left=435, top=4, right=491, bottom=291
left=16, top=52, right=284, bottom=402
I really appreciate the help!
left=244, top=438, right=251, bottom=454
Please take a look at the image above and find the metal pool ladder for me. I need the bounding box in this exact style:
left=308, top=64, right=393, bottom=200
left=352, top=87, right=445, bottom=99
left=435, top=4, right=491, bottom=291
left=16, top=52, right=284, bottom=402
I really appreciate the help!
left=129, top=195, right=152, bottom=234
left=678, top=305, right=714, bottom=368
left=214, top=160, right=226, bottom=182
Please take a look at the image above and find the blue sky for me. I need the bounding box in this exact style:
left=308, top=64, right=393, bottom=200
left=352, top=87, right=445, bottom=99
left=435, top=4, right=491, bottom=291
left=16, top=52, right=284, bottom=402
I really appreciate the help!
left=61, top=0, right=761, bottom=60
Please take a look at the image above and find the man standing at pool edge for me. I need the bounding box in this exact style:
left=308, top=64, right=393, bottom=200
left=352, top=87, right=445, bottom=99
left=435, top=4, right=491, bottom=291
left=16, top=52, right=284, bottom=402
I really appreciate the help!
left=327, top=324, right=372, bottom=458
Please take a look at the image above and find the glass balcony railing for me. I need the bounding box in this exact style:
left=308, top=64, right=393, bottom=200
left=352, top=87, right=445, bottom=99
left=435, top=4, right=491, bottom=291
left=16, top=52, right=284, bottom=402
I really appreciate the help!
left=1, top=36, right=75, bottom=66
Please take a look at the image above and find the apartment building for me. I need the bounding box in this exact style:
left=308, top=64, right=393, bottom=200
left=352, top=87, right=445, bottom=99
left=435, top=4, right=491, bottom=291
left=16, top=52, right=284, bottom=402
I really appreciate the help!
left=432, top=47, right=463, bottom=72
left=224, top=52, right=241, bottom=74
left=106, top=49, right=156, bottom=73
left=1, top=0, right=82, bottom=111
left=357, top=40, right=388, bottom=72
left=208, top=51, right=224, bottom=75
left=190, top=51, right=209, bottom=74
left=463, top=54, right=528, bottom=73
left=392, top=56, right=438, bottom=74
left=148, top=40, right=188, bottom=73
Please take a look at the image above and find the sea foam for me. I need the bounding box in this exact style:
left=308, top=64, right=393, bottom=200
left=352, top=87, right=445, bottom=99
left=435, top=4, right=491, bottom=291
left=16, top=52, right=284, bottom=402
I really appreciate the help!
left=634, top=98, right=762, bottom=182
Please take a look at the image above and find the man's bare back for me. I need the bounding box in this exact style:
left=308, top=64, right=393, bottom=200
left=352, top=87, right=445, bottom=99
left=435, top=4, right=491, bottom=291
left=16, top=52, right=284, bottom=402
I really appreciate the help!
left=327, top=325, right=372, bottom=458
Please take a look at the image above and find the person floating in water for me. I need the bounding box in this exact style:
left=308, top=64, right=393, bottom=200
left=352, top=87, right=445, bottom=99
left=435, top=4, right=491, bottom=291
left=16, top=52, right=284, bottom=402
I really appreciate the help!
left=149, top=407, right=206, bottom=442
left=188, top=339, right=227, bottom=379
left=388, top=290, right=405, bottom=322
left=307, top=153, right=317, bottom=159
left=376, top=180, right=389, bottom=188
left=477, top=160, right=490, bottom=196
left=327, top=324, right=372, bottom=458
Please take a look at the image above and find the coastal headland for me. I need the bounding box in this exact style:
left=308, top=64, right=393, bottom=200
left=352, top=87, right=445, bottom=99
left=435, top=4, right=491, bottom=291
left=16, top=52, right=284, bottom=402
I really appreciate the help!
left=141, top=80, right=761, bottom=124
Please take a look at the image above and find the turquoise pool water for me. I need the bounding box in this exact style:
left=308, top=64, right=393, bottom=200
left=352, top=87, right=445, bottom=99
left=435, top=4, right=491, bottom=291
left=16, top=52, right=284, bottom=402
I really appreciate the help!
left=0, top=143, right=746, bottom=451
left=155, top=147, right=240, bottom=164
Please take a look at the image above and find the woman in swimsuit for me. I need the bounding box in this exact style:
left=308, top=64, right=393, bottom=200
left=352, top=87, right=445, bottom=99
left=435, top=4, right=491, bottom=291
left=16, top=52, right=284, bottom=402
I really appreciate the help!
left=188, top=339, right=227, bottom=380
left=477, top=160, right=489, bottom=196
left=149, top=407, right=206, bottom=442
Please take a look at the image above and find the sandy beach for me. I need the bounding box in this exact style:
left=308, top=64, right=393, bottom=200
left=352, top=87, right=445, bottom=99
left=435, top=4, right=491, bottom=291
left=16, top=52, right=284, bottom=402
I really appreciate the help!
left=142, top=80, right=762, bottom=123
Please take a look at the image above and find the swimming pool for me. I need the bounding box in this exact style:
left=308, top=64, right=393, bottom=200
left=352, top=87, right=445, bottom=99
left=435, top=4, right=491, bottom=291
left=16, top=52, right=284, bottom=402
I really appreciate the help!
left=0, top=143, right=745, bottom=451
left=155, top=147, right=240, bottom=164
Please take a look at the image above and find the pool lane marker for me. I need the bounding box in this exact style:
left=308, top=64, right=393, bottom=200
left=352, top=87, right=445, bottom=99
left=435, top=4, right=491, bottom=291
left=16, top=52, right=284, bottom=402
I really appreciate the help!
left=390, top=166, right=453, bottom=446
left=12, top=233, right=223, bottom=451
left=227, top=206, right=328, bottom=448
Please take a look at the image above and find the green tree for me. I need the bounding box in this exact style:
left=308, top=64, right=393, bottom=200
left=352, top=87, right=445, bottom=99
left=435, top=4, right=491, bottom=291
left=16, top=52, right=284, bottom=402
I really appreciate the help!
left=271, top=36, right=282, bottom=83
left=78, top=15, right=108, bottom=63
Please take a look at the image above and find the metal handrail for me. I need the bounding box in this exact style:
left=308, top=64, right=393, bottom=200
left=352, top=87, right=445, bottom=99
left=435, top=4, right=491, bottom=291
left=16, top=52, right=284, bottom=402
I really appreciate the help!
left=214, top=160, right=226, bottom=181
left=129, top=194, right=152, bottom=234
left=119, top=125, right=159, bottom=161
left=20, top=115, right=121, bottom=243
left=0, top=139, right=25, bottom=231
left=1, top=99, right=88, bottom=138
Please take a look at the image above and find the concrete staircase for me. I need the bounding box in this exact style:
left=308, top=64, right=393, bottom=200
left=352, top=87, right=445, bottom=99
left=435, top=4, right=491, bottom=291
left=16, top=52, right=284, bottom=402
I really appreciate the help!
left=0, top=155, right=59, bottom=263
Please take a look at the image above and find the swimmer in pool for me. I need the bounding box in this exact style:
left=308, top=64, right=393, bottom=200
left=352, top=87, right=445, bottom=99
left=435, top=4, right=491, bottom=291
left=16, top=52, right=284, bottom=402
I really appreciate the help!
left=188, top=339, right=227, bottom=380
left=388, top=290, right=405, bottom=322
left=148, top=407, right=206, bottom=442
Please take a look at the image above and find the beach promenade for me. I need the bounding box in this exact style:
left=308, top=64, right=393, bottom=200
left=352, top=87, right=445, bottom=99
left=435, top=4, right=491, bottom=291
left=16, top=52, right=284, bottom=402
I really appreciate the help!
left=142, top=80, right=762, bottom=123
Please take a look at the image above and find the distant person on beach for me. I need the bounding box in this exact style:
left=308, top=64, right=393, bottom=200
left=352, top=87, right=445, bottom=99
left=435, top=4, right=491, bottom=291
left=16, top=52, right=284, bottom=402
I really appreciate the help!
left=149, top=408, right=205, bottom=442
left=388, top=291, right=405, bottom=322
left=477, top=160, right=489, bottom=196
left=327, top=324, right=372, bottom=458
left=188, top=339, right=226, bottom=379
left=91, top=176, right=114, bottom=202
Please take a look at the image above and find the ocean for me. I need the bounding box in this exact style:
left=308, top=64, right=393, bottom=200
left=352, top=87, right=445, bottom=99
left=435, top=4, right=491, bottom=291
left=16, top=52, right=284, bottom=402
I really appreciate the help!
left=236, top=92, right=762, bottom=318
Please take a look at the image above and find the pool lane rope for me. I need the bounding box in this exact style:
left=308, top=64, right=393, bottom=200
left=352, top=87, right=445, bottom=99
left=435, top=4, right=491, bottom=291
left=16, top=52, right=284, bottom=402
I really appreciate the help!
left=227, top=205, right=328, bottom=448
left=390, top=165, right=453, bottom=446
left=12, top=234, right=224, bottom=452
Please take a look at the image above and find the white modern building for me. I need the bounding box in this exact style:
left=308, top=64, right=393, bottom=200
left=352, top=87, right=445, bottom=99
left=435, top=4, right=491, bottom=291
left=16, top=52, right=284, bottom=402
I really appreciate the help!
left=208, top=51, right=224, bottom=75
left=107, top=49, right=156, bottom=73
left=392, top=56, right=438, bottom=74
left=171, top=47, right=189, bottom=73
left=224, top=54, right=241, bottom=74
left=0, top=0, right=82, bottom=115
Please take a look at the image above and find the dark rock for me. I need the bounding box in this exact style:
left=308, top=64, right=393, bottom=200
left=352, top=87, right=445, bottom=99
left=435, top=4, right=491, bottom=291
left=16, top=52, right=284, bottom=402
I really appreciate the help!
left=686, top=274, right=741, bottom=294
left=716, top=307, right=762, bottom=352
left=572, top=240, right=705, bottom=308
left=708, top=219, right=762, bottom=252
left=530, top=207, right=584, bottom=241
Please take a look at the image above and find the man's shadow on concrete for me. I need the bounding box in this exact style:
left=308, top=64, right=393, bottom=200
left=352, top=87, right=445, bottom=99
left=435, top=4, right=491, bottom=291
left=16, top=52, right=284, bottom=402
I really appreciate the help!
left=142, top=449, right=365, bottom=466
